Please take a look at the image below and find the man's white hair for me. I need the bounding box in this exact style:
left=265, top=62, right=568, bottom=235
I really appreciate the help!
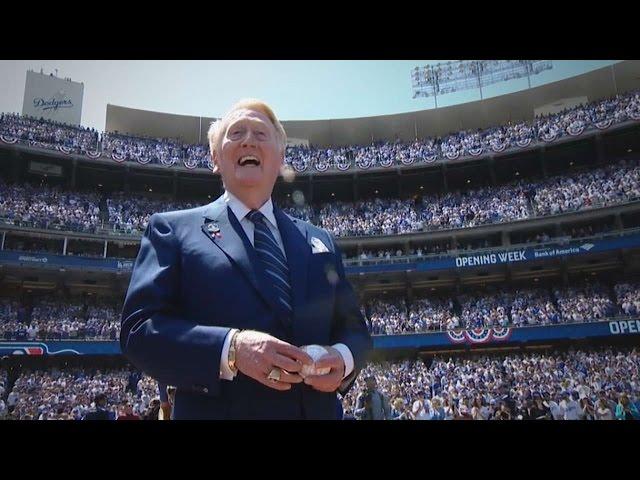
left=207, top=98, right=287, bottom=156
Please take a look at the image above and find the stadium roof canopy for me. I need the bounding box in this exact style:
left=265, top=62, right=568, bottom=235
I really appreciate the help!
left=105, top=60, right=640, bottom=147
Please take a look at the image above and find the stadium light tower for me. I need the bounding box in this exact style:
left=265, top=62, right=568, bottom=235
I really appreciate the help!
left=411, top=60, right=553, bottom=106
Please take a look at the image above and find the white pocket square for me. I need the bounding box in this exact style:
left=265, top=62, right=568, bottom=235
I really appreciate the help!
left=310, top=236, right=330, bottom=254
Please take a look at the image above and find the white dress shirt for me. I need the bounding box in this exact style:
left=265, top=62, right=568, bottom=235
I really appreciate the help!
left=218, top=190, right=354, bottom=381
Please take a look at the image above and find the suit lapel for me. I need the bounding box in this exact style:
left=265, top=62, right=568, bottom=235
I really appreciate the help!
left=273, top=207, right=310, bottom=319
left=201, top=197, right=279, bottom=313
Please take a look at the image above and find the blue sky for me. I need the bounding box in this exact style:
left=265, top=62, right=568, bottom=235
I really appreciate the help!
left=0, top=60, right=620, bottom=132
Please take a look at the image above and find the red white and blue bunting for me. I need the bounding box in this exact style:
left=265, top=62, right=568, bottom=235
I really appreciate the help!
left=446, top=330, right=467, bottom=343
left=490, top=141, right=507, bottom=152
left=468, top=146, right=483, bottom=156
left=160, top=157, right=176, bottom=167
left=57, top=145, right=73, bottom=155
left=446, top=327, right=512, bottom=345
left=111, top=152, right=126, bottom=163
left=355, top=157, right=372, bottom=169
left=541, top=131, right=558, bottom=143
left=445, top=149, right=460, bottom=160
left=379, top=156, right=394, bottom=168
left=594, top=119, right=613, bottom=130
left=491, top=327, right=511, bottom=340
left=400, top=155, right=415, bottom=165
left=336, top=158, right=351, bottom=171
left=86, top=150, right=101, bottom=159
left=183, top=157, right=199, bottom=169
left=291, top=160, right=308, bottom=172
left=315, top=159, right=329, bottom=172
left=516, top=137, right=532, bottom=148
left=206, top=156, right=214, bottom=171
left=424, top=152, right=438, bottom=163
left=0, top=135, right=18, bottom=144
left=567, top=121, right=585, bottom=136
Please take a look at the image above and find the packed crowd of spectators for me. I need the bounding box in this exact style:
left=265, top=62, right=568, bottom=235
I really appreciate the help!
left=362, top=282, right=635, bottom=334
left=533, top=159, right=640, bottom=216
left=2, top=347, right=637, bottom=420
left=0, top=299, right=121, bottom=341
left=615, top=282, right=640, bottom=316
left=3, top=90, right=638, bottom=171
left=2, top=157, right=640, bottom=238
left=0, top=281, right=634, bottom=341
left=553, top=283, right=617, bottom=323
left=2, top=368, right=160, bottom=420
left=458, top=293, right=510, bottom=328
left=106, top=193, right=200, bottom=234
left=319, top=159, right=640, bottom=237
left=509, top=288, right=561, bottom=327
left=0, top=180, right=102, bottom=233
left=0, top=113, right=99, bottom=154
left=101, top=133, right=185, bottom=166
left=341, top=347, right=640, bottom=420
left=366, top=299, right=410, bottom=335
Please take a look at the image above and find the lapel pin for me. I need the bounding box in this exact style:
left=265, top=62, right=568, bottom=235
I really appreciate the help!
left=206, top=222, right=221, bottom=238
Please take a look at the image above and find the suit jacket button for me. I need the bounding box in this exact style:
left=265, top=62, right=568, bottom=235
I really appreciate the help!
left=202, top=387, right=209, bottom=394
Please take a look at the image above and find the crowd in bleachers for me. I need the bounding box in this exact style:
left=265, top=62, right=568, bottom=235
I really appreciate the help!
left=2, top=282, right=637, bottom=341
left=341, top=347, right=640, bottom=420
left=0, top=113, right=99, bottom=154
left=3, top=90, right=638, bottom=171
left=0, top=180, right=102, bottom=233
left=553, top=284, right=617, bottom=323
left=2, top=158, right=640, bottom=237
left=615, top=282, right=640, bottom=316
left=101, top=132, right=184, bottom=166
left=106, top=193, right=201, bottom=234
left=533, top=159, right=640, bottom=215
left=0, top=299, right=121, bottom=341
left=2, top=347, right=638, bottom=419
left=2, top=368, right=159, bottom=420
left=363, top=282, right=637, bottom=335
left=319, top=159, right=640, bottom=237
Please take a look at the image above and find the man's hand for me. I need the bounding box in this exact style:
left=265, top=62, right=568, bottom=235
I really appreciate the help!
left=303, top=346, right=346, bottom=393
left=234, top=330, right=314, bottom=391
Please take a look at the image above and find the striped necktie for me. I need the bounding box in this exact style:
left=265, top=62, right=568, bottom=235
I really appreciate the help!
left=246, top=210, right=292, bottom=314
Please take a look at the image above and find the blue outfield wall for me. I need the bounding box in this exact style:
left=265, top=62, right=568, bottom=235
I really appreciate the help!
left=2, top=232, right=640, bottom=275
left=1, top=319, right=639, bottom=356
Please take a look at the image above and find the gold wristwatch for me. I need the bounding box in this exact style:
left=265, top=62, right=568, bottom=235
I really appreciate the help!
left=228, top=330, right=240, bottom=375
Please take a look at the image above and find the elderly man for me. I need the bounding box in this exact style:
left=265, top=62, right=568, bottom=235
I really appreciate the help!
left=120, top=99, right=372, bottom=419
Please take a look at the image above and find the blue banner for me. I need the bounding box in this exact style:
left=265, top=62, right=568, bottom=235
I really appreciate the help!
left=2, top=232, right=640, bottom=275
left=1, top=319, right=638, bottom=356
left=349, top=232, right=640, bottom=274
left=373, top=318, right=640, bottom=350
left=0, top=251, right=134, bottom=272
left=0, top=341, right=120, bottom=356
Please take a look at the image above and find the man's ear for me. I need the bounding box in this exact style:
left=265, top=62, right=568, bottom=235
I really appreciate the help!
left=210, top=150, right=219, bottom=174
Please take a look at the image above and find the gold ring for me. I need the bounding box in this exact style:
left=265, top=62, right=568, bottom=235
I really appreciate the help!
left=267, top=368, right=282, bottom=382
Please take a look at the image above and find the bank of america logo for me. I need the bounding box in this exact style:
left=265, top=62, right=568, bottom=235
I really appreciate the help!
left=580, top=243, right=595, bottom=251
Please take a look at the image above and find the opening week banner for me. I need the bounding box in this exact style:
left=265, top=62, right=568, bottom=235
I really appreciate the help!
left=2, top=231, right=639, bottom=275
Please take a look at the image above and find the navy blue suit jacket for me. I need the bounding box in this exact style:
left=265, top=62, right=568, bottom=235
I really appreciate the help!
left=120, top=195, right=372, bottom=419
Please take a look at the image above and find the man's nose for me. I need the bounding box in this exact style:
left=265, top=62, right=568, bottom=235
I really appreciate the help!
left=241, top=130, right=257, bottom=147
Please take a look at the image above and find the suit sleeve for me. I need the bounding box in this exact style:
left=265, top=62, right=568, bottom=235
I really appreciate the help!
left=326, top=233, right=373, bottom=395
left=120, top=213, right=230, bottom=396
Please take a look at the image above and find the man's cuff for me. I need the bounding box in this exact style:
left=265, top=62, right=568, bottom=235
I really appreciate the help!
left=219, top=329, right=239, bottom=380
left=332, top=343, right=354, bottom=379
